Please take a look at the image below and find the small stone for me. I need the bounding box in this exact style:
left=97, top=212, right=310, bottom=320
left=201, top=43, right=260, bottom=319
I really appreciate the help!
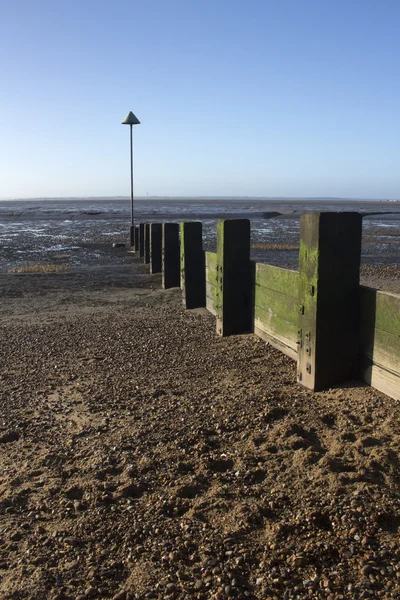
left=194, top=579, right=203, bottom=590
left=85, top=587, right=97, bottom=597
left=112, top=592, right=127, bottom=600
left=361, top=565, right=374, bottom=576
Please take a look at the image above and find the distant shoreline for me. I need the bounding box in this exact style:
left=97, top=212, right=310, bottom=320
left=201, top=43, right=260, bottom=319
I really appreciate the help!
left=1, top=196, right=400, bottom=203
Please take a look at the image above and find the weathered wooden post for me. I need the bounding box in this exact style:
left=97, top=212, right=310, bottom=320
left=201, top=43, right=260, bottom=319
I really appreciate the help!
left=150, top=223, right=162, bottom=274
left=180, top=222, right=206, bottom=309
left=297, top=212, right=362, bottom=391
left=134, top=226, right=139, bottom=253
left=144, top=223, right=151, bottom=264
left=215, top=219, right=252, bottom=336
left=162, top=223, right=180, bottom=288
left=139, top=223, right=145, bottom=258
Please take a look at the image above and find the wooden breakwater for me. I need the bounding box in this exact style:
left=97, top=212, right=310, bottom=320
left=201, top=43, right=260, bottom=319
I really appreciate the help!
left=132, top=213, right=400, bottom=401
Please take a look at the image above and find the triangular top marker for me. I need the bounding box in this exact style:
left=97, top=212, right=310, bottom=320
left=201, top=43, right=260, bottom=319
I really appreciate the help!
left=121, top=111, right=141, bottom=125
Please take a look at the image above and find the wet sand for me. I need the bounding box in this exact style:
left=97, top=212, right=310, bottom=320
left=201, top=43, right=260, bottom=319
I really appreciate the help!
left=1, top=250, right=400, bottom=599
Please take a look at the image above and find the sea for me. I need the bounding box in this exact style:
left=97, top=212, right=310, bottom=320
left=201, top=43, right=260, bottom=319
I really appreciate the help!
left=1, top=197, right=400, bottom=273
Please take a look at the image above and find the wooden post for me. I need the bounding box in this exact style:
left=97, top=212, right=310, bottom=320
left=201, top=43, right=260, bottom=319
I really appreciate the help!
left=144, top=223, right=150, bottom=264
left=180, top=222, right=206, bottom=309
left=134, top=226, right=139, bottom=253
left=216, top=219, right=252, bottom=336
left=150, top=223, right=162, bottom=274
left=162, top=223, right=180, bottom=289
left=297, top=212, right=362, bottom=391
left=139, top=223, right=145, bottom=258
left=130, top=225, right=135, bottom=248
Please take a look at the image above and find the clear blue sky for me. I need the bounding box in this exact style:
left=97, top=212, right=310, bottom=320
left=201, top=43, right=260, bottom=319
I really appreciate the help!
left=1, top=0, right=400, bottom=199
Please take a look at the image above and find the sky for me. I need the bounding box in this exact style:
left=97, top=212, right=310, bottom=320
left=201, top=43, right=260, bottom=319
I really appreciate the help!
left=1, top=0, right=400, bottom=200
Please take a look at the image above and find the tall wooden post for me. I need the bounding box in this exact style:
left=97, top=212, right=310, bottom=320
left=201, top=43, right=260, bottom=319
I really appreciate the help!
left=144, top=223, right=150, bottom=264
left=150, top=223, right=162, bottom=274
left=216, top=219, right=252, bottom=336
left=180, top=222, right=206, bottom=309
left=162, top=223, right=180, bottom=289
left=297, top=212, right=362, bottom=391
left=139, top=223, right=145, bottom=258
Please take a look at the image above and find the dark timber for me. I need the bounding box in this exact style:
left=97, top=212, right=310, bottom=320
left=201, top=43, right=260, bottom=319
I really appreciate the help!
left=139, top=223, right=145, bottom=258
left=150, top=223, right=162, bottom=274
left=144, top=223, right=151, bottom=264
left=134, top=226, right=139, bottom=253
left=180, top=222, right=206, bottom=309
left=162, top=223, right=180, bottom=289
left=129, top=225, right=135, bottom=248
left=297, top=212, right=362, bottom=391
left=216, top=219, right=252, bottom=336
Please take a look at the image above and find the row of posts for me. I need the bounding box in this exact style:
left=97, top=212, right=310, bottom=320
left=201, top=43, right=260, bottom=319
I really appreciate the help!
left=131, top=213, right=362, bottom=394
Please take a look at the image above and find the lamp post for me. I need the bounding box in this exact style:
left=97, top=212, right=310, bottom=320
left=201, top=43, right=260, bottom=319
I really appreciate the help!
left=121, top=111, right=141, bottom=247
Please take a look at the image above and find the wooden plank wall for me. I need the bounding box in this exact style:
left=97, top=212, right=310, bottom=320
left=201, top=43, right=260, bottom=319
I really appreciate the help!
left=253, top=263, right=299, bottom=360
left=359, top=286, right=400, bottom=400
left=205, top=251, right=218, bottom=316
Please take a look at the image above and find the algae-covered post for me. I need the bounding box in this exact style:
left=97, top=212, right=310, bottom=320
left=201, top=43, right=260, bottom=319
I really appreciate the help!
left=150, top=223, right=162, bottom=274
left=162, top=223, right=180, bottom=289
left=297, top=212, right=362, bottom=391
left=180, top=222, right=206, bottom=309
left=216, top=219, right=252, bottom=336
left=144, top=223, right=151, bottom=264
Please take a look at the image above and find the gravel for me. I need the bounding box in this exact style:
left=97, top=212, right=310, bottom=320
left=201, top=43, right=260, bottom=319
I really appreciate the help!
left=0, top=255, right=400, bottom=599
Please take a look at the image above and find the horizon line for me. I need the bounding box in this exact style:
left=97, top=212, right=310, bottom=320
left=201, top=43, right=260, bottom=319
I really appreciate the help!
left=1, top=195, right=400, bottom=202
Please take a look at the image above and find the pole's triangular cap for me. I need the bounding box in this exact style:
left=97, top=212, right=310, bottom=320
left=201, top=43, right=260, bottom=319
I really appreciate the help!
left=121, top=111, right=141, bottom=125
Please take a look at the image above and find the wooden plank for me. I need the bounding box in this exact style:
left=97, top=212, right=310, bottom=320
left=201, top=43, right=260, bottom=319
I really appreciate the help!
left=360, top=328, right=400, bottom=377
left=206, top=281, right=217, bottom=299
left=360, top=359, right=400, bottom=401
left=360, top=286, right=400, bottom=336
left=254, top=286, right=299, bottom=324
left=254, top=307, right=298, bottom=347
left=255, top=263, right=299, bottom=297
left=206, top=296, right=217, bottom=316
left=359, top=287, right=400, bottom=399
left=205, top=251, right=217, bottom=270
left=206, top=267, right=218, bottom=287
left=254, top=324, right=297, bottom=360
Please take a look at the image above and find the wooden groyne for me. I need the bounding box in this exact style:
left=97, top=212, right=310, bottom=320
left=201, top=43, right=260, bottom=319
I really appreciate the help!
left=132, top=213, right=400, bottom=401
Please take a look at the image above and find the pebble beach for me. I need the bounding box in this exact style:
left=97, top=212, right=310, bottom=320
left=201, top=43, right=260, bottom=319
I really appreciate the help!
left=1, top=201, right=400, bottom=599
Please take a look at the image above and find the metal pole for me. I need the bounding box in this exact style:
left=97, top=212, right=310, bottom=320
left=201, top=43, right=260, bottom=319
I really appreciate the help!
left=130, top=124, right=134, bottom=228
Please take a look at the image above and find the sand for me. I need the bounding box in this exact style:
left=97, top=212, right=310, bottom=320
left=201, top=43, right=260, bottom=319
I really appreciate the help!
left=1, top=254, right=400, bottom=599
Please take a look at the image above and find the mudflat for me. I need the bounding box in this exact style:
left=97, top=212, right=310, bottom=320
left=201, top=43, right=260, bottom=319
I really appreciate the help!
left=1, top=256, right=400, bottom=600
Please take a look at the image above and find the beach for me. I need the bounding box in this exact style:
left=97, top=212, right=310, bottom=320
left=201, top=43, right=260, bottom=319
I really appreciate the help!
left=1, top=240, right=400, bottom=599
